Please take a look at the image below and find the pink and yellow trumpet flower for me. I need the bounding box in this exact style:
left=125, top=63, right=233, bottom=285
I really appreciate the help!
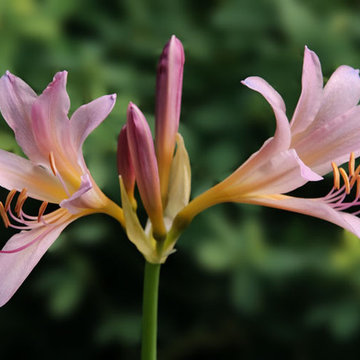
left=119, top=40, right=360, bottom=264
left=0, top=71, right=124, bottom=306
left=171, top=46, right=360, bottom=240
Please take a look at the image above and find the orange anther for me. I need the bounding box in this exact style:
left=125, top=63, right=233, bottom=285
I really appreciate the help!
left=15, top=188, right=27, bottom=216
left=5, top=189, right=16, bottom=211
left=37, top=201, right=48, bottom=222
left=354, top=164, right=360, bottom=178
left=49, top=152, right=57, bottom=176
left=356, top=176, right=360, bottom=199
left=339, top=168, right=350, bottom=194
left=351, top=165, right=360, bottom=187
left=349, top=152, right=355, bottom=177
left=0, top=202, right=10, bottom=228
left=331, top=162, right=340, bottom=190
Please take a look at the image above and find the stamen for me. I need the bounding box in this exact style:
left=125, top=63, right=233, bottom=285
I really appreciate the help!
left=350, top=171, right=358, bottom=188
left=356, top=176, right=360, bottom=199
left=15, top=188, right=27, bottom=216
left=37, top=201, right=48, bottom=223
left=0, top=202, right=10, bottom=228
left=5, top=189, right=16, bottom=211
left=48, top=151, right=71, bottom=197
left=49, top=152, right=57, bottom=176
left=349, top=152, right=355, bottom=177
left=332, top=162, right=340, bottom=189
left=353, top=164, right=360, bottom=178
left=339, top=168, right=350, bottom=194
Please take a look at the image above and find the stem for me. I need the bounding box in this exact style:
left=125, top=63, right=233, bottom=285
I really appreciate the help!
left=141, top=261, right=161, bottom=360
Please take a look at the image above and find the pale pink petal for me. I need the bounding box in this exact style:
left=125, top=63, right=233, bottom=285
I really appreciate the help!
left=290, top=46, right=323, bottom=136
left=155, top=35, right=185, bottom=198
left=240, top=77, right=291, bottom=176
left=30, top=71, right=70, bottom=159
left=60, top=173, right=92, bottom=213
left=70, top=94, right=116, bottom=154
left=224, top=149, right=322, bottom=199
left=60, top=173, right=108, bottom=214
left=0, top=71, right=44, bottom=163
left=0, top=149, right=66, bottom=203
left=314, top=65, right=360, bottom=126
left=0, top=219, right=72, bottom=307
left=250, top=195, right=360, bottom=238
left=292, top=106, right=360, bottom=175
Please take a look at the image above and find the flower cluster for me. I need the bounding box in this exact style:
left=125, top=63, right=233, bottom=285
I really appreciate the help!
left=1, top=37, right=360, bottom=306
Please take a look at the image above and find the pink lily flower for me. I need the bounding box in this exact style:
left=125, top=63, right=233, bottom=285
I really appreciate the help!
left=0, top=71, right=124, bottom=306
left=170, top=46, right=360, bottom=240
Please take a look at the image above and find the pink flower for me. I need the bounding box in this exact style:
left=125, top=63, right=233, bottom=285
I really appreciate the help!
left=171, top=47, right=360, bottom=239
left=0, top=71, right=124, bottom=306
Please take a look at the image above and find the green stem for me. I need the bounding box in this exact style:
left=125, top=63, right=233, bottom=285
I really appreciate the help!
left=141, top=261, right=161, bottom=360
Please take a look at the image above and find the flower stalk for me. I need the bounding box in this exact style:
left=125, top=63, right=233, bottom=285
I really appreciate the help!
left=141, top=261, right=161, bottom=360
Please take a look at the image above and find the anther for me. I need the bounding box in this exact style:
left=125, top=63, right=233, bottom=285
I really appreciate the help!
left=15, top=188, right=27, bottom=216
left=5, top=189, right=16, bottom=211
left=49, top=152, right=57, bottom=176
left=339, top=168, right=351, bottom=194
left=37, top=201, right=48, bottom=223
left=356, top=176, right=360, bottom=200
left=0, top=202, right=10, bottom=228
left=332, top=162, right=340, bottom=190
left=349, top=152, right=355, bottom=177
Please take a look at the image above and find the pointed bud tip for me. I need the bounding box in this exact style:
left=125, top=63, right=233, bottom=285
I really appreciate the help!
left=53, top=70, right=68, bottom=81
left=4, top=70, right=15, bottom=82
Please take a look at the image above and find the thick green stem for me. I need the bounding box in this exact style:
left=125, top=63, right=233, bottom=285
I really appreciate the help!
left=141, top=261, right=161, bottom=360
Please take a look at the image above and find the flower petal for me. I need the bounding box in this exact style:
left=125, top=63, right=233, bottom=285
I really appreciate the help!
left=0, top=219, right=71, bottom=307
left=292, top=106, right=360, bottom=175
left=0, top=71, right=43, bottom=163
left=226, top=149, right=322, bottom=199
left=240, top=77, right=291, bottom=176
left=251, top=195, right=360, bottom=238
left=164, top=133, right=191, bottom=223
left=119, top=177, right=160, bottom=263
left=0, top=149, right=66, bottom=203
left=290, top=46, right=323, bottom=136
left=60, top=173, right=106, bottom=213
left=175, top=149, right=322, bottom=224
left=70, top=94, right=117, bottom=155
left=30, top=71, right=71, bottom=160
left=315, top=65, right=360, bottom=126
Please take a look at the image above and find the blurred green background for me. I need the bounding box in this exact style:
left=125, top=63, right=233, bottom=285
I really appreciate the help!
left=1, top=0, right=360, bottom=358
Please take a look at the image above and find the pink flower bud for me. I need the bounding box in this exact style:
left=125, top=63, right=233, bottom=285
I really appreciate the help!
left=117, top=125, right=136, bottom=209
left=155, top=35, right=185, bottom=204
left=126, top=102, right=166, bottom=240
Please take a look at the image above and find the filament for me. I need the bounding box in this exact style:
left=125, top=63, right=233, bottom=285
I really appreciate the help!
left=324, top=153, right=360, bottom=214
